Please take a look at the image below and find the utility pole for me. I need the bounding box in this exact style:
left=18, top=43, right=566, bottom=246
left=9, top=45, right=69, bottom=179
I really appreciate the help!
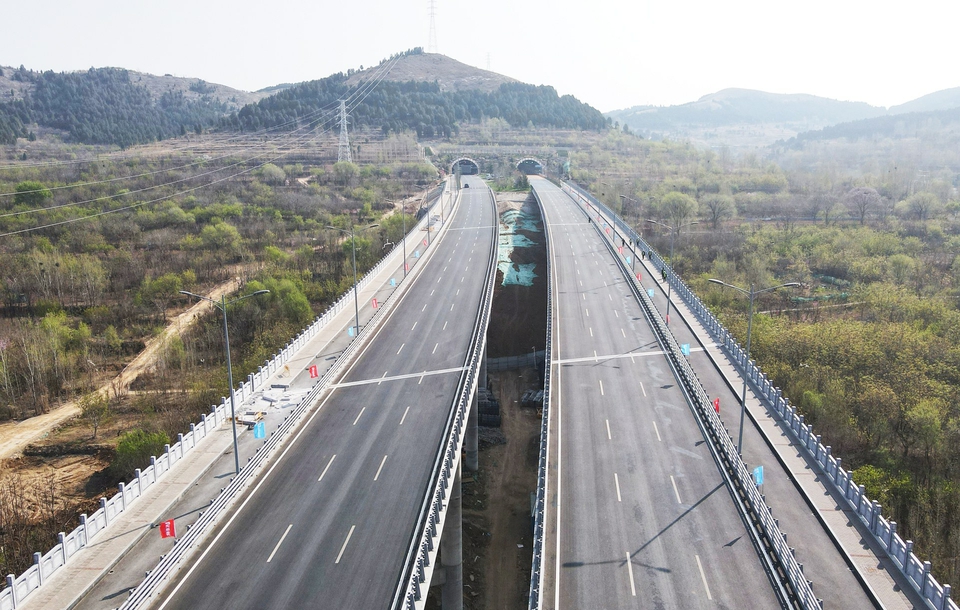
left=337, top=100, right=351, bottom=164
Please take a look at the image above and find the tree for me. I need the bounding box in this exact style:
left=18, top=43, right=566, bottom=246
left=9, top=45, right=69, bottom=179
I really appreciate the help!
left=79, top=392, right=110, bottom=439
left=111, top=430, right=169, bottom=480
left=13, top=181, right=52, bottom=209
left=904, top=192, right=940, bottom=221
left=844, top=186, right=881, bottom=225
left=660, top=191, right=697, bottom=232
left=701, top=194, right=733, bottom=229
left=260, top=163, right=286, bottom=186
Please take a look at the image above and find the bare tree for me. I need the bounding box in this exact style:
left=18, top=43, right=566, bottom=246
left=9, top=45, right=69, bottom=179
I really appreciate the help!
left=844, top=186, right=881, bottom=225
left=702, top=194, right=734, bottom=230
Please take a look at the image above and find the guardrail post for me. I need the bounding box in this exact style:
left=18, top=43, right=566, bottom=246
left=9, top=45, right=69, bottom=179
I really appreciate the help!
left=871, top=501, right=882, bottom=531
left=58, top=532, right=66, bottom=564
left=888, top=521, right=897, bottom=549
left=118, top=482, right=126, bottom=511
left=135, top=468, right=143, bottom=493
left=922, top=562, right=932, bottom=596
left=941, top=584, right=951, bottom=609
left=6, top=574, right=16, bottom=607
left=101, top=497, right=109, bottom=526
left=80, top=514, right=88, bottom=546
left=33, top=552, right=42, bottom=586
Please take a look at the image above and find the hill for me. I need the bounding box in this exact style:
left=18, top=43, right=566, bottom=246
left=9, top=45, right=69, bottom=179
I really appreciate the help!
left=0, top=65, right=269, bottom=147
left=606, top=88, right=885, bottom=149
left=222, top=49, right=607, bottom=137
left=345, top=52, right=516, bottom=93
left=888, top=86, right=960, bottom=115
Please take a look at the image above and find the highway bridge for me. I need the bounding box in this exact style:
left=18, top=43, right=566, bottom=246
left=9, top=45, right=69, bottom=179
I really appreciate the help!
left=8, top=176, right=934, bottom=610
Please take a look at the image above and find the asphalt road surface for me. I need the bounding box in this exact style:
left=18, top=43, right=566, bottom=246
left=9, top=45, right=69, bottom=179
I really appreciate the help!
left=534, top=176, right=780, bottom=609
left=155, top=177, right=496, bottom=610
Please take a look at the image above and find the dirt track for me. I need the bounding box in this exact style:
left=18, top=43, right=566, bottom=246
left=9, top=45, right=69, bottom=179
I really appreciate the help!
left=0, top=278, right=240, bottom=460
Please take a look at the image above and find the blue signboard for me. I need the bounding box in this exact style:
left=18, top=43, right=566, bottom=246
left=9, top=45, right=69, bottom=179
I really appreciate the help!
left=390, top=278, right=397, bottom=287
left=753, top=465, right=764, bottom=486
left=680, top=344, right=691, bottom=356
left=626, top=256, right=632, bottom=264
left=415, top=250, right=421, bottom=258
left=647, top=288, right=655, bottom=298
left=253, top=421, right=266, bottom=439
left=347, top=326, right=356, bottom=337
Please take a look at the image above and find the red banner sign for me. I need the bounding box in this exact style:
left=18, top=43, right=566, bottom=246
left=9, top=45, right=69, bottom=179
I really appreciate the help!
left=309, top=365, right=318, bottom=379
left=160, top=518, right=176, bottom=539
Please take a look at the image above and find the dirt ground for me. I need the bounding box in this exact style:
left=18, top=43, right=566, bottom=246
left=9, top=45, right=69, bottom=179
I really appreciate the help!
left=0, top=277, right=240, bottom=462
left=425, top=369, right=541, bottom=610
left=426, top=187, right=547, bottom=608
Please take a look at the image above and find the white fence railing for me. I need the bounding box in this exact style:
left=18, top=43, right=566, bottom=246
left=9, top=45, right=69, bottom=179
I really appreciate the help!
left=0, top=190, right=446, bottom=610
left=563, top=181, right=956, bottom=610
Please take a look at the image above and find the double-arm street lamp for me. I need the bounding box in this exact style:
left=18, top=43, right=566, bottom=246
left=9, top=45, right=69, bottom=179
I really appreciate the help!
left=179, top=288, right=271, bottom=475
left=326, top=223, right=379, bottom=335
left=646, top=219, right=699, bottom=324
left=707, top=279, right=801, bottom=453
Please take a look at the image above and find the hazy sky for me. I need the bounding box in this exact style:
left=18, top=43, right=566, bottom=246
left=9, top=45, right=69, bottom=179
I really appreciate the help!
left=4, top=0, right=958, bottom=112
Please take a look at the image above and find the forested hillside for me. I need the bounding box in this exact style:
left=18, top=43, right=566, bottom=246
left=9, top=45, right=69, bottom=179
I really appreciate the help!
left=222, top=75, right=608, bottom=137
left=0, top=67, right=231, bottom=147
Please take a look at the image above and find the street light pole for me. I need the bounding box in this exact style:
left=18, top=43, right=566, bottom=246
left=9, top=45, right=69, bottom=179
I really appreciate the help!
left=619, top=194, right=640, bottom=272
left=707, top=279, right=800, bottom=453
left=179, top=288, right=270, bottom=475
left=646, top=219, right=699, bottom=324
left=327, top=223, right=379, bottom=335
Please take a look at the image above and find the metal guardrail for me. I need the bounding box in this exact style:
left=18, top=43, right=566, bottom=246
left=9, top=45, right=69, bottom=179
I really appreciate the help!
left=116, top=190, right=452, bottom=610
left=526, top=185, right=552, bottom=610
left=393, top=186, right=498, bottom=610
left=559, top=181, right=821, bottom=609
left=0, top=190, right=447, bottom=610
left=566, top=181, right=958, bottom=610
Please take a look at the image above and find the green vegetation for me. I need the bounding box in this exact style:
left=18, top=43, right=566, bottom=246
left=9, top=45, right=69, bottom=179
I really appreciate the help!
left=223, top=77, right=607, bottom=138
left=0, top=67, right=227, bottom=147
left=578, top=128, right=960, bottom=586
left=111, top=430, right=170, bottom=480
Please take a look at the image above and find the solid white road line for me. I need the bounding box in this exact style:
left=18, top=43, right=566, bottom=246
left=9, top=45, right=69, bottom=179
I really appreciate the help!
left=374, top=455, right=388, bottom=481
left=352, top=407, right=366, bottom=425
left=614, top=473, right=622, bottom=502
left=606, top=419, right=612, bottom=440
left=653, top=420, right=662, bottom=442
left=670, top=475, right=682, bottom=504
left=695, top=554, right=713, bottom=600
left=626, top=552, right=637, bottom=596
left=400, top=406, right=411, bottom=425
left=318, top=455, right=336, bottom=481
left=335, top=525, right=356, bottom=564
left=378, top=371, right=387, bottom=385
left=266, top=524, right=293, bottom=563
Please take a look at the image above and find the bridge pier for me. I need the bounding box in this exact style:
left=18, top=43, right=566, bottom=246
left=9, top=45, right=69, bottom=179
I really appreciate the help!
left=465, top=345, right=486, bottom=472
left=441, top=463, right=463, bottom=610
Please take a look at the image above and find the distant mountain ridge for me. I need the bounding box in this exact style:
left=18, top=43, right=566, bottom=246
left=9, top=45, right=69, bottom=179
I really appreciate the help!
left=607, top=86, right=960, bottom=149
